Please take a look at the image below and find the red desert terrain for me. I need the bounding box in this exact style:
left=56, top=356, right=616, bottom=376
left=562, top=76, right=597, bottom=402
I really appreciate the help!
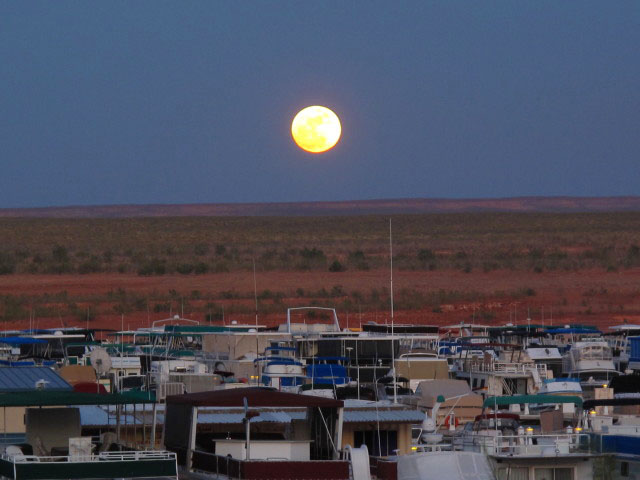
left=1, top=268, right=638, bottom=338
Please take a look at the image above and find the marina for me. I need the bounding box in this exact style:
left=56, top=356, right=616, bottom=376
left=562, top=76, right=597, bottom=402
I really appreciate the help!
left=0, top=313, right=638, bottom=480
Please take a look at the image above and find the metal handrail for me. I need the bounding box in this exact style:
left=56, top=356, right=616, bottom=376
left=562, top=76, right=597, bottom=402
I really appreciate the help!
left=1, top=450, right=176, bottom=464
left=461, top=433, right=591, bottom=456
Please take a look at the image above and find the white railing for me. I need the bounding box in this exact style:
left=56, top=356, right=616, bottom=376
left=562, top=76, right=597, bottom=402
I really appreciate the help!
left=157, top=381, right=185, bottom=400
left=1, top=450, right=176, bottom=464
left=468, top=361, right=547, bottom=377
left=462, top=433, right=590, bottom=456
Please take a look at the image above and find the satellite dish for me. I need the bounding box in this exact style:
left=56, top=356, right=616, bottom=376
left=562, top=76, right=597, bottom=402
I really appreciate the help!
left=89, top=348, right=112, bottom=377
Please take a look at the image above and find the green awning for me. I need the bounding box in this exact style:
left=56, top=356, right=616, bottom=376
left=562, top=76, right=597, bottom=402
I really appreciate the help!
left=0, top=390, right=155, bottom=407
left=483, top=394, right=583, bottom=409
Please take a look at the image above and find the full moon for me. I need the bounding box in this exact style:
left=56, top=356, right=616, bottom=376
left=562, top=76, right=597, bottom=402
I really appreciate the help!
left=291, top=106, right=341, bottom=153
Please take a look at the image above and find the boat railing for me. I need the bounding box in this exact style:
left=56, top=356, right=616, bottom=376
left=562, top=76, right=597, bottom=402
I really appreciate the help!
left=156, top=381, right=186, bottom=401
left=468, top=361, right=547, bottom=377
left=1, top=450, right=177, bottom=464
left=462, top=433, right=591, bottom=456
left=190, top=449, right=350, bottom=479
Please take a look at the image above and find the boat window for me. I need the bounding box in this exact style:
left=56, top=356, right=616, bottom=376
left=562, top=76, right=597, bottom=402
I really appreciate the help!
left=354, top=429, right=397, bottom=457
left=497, top=467, right=528, bottom=480
left=534, top=467, right=573, bottom=480
left=621, top=461, right=629, bottom=477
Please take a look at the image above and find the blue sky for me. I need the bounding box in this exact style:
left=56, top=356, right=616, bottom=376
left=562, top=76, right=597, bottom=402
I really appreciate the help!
left=1, top=2, right=638, bottom=208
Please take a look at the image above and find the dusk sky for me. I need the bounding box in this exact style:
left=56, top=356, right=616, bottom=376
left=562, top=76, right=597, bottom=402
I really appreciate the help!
left=1, top=2, right=638, bottom=208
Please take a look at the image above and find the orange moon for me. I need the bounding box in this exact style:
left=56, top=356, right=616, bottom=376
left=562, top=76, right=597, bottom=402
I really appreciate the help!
left=291, top=106, right=341, bottom=153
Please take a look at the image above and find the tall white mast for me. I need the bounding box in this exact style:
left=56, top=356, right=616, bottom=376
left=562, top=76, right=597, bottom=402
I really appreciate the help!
left=390, top=218, right=397, bottom=404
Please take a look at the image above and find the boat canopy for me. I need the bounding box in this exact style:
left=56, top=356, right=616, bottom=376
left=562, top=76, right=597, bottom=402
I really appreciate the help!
left=0, top=389, right=155, bottom=407
left=483, top=394, right=583, bottom=409
left=546, top=327, right=600, bottom=335
left=0, top=337, right=47, bottom=345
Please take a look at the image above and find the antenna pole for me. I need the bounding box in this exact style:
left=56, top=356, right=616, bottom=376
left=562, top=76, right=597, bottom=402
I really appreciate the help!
left=253, top=258, right=259, bottom=380
left=253, top=258, right=259, bottom=327
left=389, top=218, right=397, bottom=404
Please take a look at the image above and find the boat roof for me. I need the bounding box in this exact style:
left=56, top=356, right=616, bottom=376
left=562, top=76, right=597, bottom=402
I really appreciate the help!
left=525, top=347, right=563, bottom=360
left=608, top=324, right=640, bottom=331
left=166, top=386, right=343, bottom=408
left=0, top=336, right=47, bottom=345
left=0, top=390, right=155, bottom=407
left=483, top=394, right=583, bottom=408
left=546, top=327, right=601, bottom=334
left=0, top=366, right=72, bottom=392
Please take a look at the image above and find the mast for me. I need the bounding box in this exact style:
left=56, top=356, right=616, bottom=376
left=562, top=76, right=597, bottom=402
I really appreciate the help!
left=390, top=218, right=397, bottom=404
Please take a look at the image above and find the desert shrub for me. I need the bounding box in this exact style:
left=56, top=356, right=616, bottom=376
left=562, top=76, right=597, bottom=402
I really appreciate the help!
left=348, top=250, right=370, bottom=270
left=194, top=262, right=209, bottom=274
left=300, top=247, right=325, bottom=260
left=77, top=255, right=102, bottom=274
left=52, top=245, right=70, bottom=263
left=176, top=263, right=194, bottom=274
left=0, top=253, right=17, bottom=275
left=153, top=302, right=171, bottom=313
left=329, top=260, right=346, bottom=272
left=0, top=295, right=28, bottom=321
left=417, top=248, right=436, bottom=262
left=194, top=243, right=209, bottom=256
left=137, top=258, right=166, bottom=276
left=625, top=244, right=640, bottom=267
left=102, top=250, right=113, bottom=263
left=331, top=285, right=345, bottom=297
left=45, top=245, right=73, bottom=274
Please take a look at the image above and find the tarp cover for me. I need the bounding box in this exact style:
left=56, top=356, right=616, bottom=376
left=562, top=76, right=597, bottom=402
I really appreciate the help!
left=166, top=386, right=343, bottom=408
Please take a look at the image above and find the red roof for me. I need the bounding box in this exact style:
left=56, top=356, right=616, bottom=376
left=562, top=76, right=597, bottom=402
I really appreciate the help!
left=166, top=387, right=343, bottom=408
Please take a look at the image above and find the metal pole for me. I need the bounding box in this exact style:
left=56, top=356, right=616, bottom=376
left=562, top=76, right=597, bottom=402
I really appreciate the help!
left=151, top=403, right=157, bottom=449
left=390, top=218, right=397, bottom=404
left=116, top=405, right=121, bottom=443
left=245, top=418, right=251, bottom=460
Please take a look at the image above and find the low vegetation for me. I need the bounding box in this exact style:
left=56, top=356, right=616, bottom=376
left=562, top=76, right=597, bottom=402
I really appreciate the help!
left=0, top=213, right=639, bottom=276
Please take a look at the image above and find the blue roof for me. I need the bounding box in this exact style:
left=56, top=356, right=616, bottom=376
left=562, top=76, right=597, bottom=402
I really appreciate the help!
left=0, top=337, right=47, bottom=345
left=546, top=327, right=600, bottom=334
left=0, top=367, right=72, bottom=392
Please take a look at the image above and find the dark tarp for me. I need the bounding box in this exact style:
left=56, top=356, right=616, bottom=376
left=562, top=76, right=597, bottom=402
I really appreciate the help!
left=583, top=397, right=640, bottom=409
left=609, top=374, right=640, bottom=394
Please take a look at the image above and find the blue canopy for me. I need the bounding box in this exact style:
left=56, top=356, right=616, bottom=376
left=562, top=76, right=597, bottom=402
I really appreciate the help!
left=546, top=327, right=600, bottom=335
left=0, top=337, right=48, bottom=345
